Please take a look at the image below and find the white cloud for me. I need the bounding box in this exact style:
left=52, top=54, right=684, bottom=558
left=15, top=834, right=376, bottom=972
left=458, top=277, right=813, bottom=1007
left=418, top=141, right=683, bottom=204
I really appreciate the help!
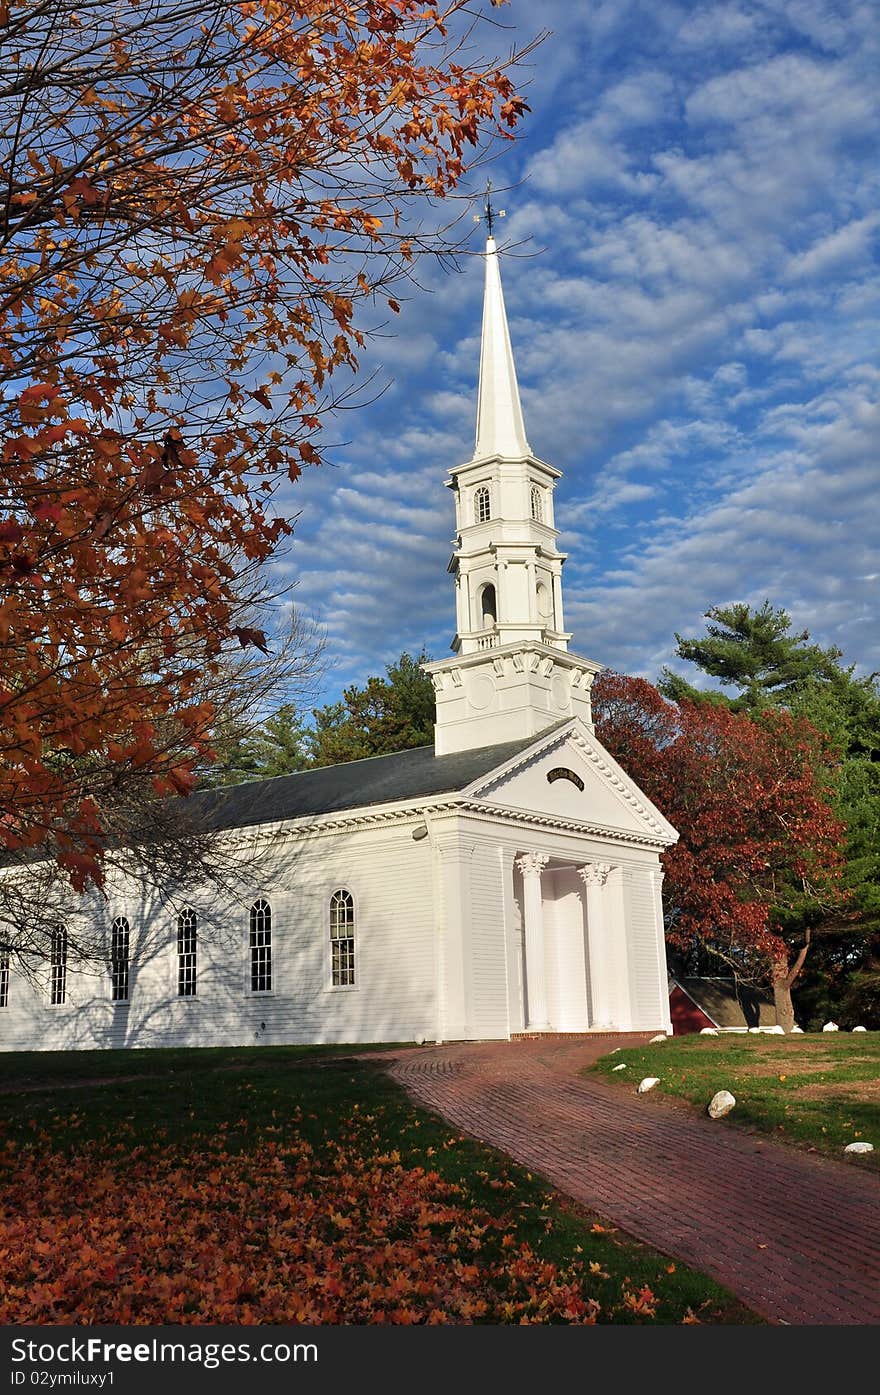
left=786, top=214, right=880, bottom=281
left=261, top=1, right=880, bottom=706
left=676, top=3, right=761, bottom=48
left=564, top=383, right=880, bottom=677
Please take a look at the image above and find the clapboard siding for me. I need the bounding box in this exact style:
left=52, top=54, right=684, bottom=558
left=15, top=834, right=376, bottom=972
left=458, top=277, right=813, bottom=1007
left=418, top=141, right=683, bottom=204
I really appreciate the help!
left=1, top=798, right=673, bottom=1051
left=624, top=867, right=665, bottom=1030
left=467, top=842, right=508, bottom=1038
left=0, top=826, right=436, bottom=1051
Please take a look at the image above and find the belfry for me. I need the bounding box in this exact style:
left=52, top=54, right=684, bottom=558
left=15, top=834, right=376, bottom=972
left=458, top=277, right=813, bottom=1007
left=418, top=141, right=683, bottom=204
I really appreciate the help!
left=425, top=212, right=601, bottom=754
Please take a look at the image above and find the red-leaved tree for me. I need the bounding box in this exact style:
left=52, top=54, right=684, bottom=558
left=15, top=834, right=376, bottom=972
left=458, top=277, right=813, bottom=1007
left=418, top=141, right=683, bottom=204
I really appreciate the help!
left=593, top=672, right=846, bottom=1029
left=0, top=1, right=530, bottom=897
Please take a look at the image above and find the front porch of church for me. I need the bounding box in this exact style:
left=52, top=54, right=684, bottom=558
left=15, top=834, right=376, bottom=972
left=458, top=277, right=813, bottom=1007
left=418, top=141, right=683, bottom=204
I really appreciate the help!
left=510, top=855, right=640, bottom=1035
left=434, top=824, right=672, bottom=1044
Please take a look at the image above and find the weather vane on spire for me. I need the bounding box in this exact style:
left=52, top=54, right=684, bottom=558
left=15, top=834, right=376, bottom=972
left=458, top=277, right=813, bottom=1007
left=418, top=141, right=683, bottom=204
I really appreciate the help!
left=473, top=178, right=506, bottom=238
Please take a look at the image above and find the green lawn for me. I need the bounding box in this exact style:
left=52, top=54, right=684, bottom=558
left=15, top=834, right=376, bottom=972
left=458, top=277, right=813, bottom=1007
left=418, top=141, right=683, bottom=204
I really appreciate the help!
left=590, top=1033, right=880, bottom=1167
left=0, top=1044, right=758, bottom=1325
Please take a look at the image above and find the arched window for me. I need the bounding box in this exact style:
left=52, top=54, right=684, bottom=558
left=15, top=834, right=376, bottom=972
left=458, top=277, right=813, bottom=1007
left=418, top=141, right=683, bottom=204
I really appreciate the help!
left=474, top=486, right=491, bottom=524
left=480, top=582, right=497, bottom=628
left=177, top=907, right=197, bottom=998
left=50, top=924, right=67, bottom=1006
left=250, top=898, right=272, bottom=993
left=0, top=953, right=9, bottom=1009
left=330, top=889, right=355, bottom=987
left=110, top=916, right=130, bottom=1002
left=530, top=485, right=543, bottom=522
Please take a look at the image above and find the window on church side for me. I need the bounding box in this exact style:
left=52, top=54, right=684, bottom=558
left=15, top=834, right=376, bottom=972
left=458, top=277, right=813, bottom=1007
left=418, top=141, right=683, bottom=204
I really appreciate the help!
left=110, top=916, right=130, bottom=1002
left=250, top=898, right=272, bottom=993
left=0, top=954, right=9, bottom=1009
left=530, top=485, right=543, bottom=522
left=330, top=889, right=355, bottom=987
left=177, top=907, right=197, bottom=998
left=50, top=924, right=67, bottom=1006
left=474, top=485, right=491, bottom=523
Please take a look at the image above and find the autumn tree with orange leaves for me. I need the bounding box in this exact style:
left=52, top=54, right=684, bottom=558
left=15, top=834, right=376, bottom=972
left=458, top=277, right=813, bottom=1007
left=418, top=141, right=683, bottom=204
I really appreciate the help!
left=0, top=0, right=530, bottom=958
left=593, top=672, right=846, bottom=1030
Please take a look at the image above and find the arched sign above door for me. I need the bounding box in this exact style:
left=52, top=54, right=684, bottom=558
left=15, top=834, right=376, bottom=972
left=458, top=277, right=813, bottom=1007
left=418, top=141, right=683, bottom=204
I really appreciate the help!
left=546, top=767, right=584, bottom=792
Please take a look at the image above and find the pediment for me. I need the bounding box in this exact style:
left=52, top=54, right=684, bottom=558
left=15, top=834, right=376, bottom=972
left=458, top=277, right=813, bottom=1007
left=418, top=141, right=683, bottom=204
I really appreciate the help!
left=462, top=720, right=678, bottom=844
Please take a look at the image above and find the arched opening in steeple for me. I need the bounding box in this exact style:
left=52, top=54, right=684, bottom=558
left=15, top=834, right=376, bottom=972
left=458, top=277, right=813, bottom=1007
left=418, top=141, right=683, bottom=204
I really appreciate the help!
left=530, top=485, right=543, bottom=522
left=479, top=583, right=497, bottom=628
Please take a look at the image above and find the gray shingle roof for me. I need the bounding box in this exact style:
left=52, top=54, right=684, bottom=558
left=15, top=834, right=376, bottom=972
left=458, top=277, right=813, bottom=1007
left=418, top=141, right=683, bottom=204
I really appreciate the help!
left=673, top=976, right=776, bottom=1029
left=193, top=728, right=563, bottom=832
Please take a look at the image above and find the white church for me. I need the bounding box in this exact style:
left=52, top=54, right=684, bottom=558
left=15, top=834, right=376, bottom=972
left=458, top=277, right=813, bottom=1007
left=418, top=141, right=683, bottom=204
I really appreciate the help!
left=0, top=228, right=677, bottom=1052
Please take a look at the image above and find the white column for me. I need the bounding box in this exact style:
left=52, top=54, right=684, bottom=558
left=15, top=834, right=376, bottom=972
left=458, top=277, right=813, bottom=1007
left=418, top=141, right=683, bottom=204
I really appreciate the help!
left=434, top=837, right=474, bottom=1040
left=516, top=852, right=550, bottom=1030
left=552, top=568, right=565, bottom=633
left=579, top=863, right=614, bottom=1028
left=526, top=559, right=537, bottom=624
left=499, top=847, right=521, bottom=1036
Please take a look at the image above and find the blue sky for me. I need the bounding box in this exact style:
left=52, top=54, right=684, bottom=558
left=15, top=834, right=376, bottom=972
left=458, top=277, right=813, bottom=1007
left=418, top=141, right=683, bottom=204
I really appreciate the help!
left=271, top=0, right=879, bottom=711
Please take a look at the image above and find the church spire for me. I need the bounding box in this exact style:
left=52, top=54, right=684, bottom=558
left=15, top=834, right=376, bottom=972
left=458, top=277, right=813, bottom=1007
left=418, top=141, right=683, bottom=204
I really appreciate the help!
left=423, top=199, right=603, bottom=756
left=473, top=233, right=531, bottom=461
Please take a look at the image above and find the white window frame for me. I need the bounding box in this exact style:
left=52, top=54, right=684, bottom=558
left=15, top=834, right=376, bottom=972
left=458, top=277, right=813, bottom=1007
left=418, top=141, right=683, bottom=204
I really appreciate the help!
left=530, top=485, right=544, bottom=522
left=110, top=915, right=130, bottom=1004
left=474, top=485, right=491, bottom=524
left=248, top=898, right=274, bottom=995
left=49, top=924, right=68, bottom=1007
left=328, top=888, right=357, bottom=991
left=0, top=953, right=9, bottom=1009
left=176, top=907, right=198, bottom=999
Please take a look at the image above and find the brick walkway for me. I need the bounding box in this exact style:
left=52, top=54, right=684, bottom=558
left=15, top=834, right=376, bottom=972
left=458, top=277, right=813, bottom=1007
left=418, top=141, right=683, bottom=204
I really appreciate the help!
left=382, top=1036, right=880, bottom=1326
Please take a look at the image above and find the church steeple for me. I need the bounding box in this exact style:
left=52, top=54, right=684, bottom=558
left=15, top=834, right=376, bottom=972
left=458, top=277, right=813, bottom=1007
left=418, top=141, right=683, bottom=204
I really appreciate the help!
left=474, top=237, right=532, bottom=461
left=423, top=219, right=602, bottom=756
left=446, top=233, right=568, bottom=658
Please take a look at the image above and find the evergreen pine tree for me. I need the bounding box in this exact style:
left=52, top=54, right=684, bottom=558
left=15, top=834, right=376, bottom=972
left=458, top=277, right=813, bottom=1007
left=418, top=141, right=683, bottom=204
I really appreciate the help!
left=308, top=651, right=435, bottom=767
left=659, top=601, right=844, bottom=710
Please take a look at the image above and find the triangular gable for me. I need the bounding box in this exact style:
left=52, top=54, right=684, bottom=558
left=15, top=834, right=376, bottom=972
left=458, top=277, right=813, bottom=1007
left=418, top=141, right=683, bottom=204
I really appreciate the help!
left=462, top=718, right=678, bottom=845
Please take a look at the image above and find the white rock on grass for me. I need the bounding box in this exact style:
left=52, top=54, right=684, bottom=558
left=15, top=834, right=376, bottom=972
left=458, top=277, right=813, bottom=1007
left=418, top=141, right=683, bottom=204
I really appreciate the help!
left=823, top=1022, right=839, bottom=1032
left=637, top=1077, right=660, bottom=1094
left=612, top=1063, right=627, bottom=1072
left=649, top=1034, right=667, bottom=1043
left=844, top=1142, right=874, bottom=1154
left=791, top=1025, right=804, bottom=1033
left=699, top=1027, right=719, bottom=1036
left=852, top=1026, right=867, bottom=1032
left=766, top=1025, right=785, bottom=1034
left=708, top=1090, right=736, bottom=1119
